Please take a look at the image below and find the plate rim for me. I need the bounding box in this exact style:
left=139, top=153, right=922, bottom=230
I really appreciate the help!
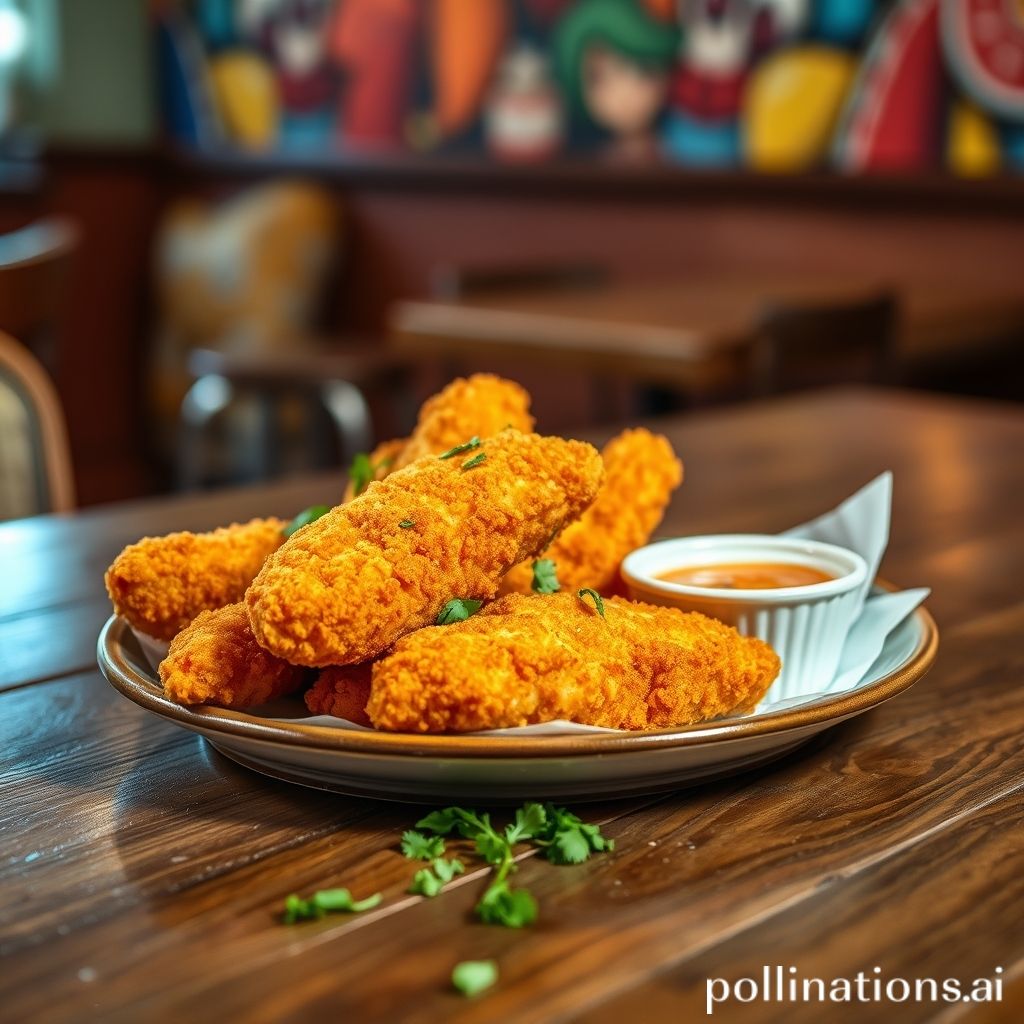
left=96, top=580, right=938, bottom=760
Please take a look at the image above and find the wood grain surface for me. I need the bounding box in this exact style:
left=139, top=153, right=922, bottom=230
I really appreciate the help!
left=2, top=387, right=1022, bottom=1023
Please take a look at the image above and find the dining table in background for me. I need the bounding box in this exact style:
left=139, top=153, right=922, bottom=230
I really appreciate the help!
left=390, top=276, right=1024, bottom=397
left=3, top=387, right=1023, bottom=1023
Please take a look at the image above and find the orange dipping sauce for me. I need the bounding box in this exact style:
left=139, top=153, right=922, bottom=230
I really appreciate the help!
left=657, top=562, right=835, bottom=590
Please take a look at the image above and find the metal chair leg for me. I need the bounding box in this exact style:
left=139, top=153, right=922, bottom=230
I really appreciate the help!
left=177, top=374, right=234, bottom=490
left=320, top=379, right=373, bottom=463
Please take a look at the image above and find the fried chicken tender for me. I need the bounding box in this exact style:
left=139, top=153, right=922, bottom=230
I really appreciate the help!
left=340, top=375, right=534, bottom=499
left=159, top=602, right=308, bottom=708
left=305, top=664, right=373, bottom=726
left=246, top=431, right=603, bottom=667
left=390, top=374, right=534, bottom=470
left=106, top=518, right=286, bottom=641
left=366, top=592, right=780, bottom=732
left=501, top=428, right=682, bottom=596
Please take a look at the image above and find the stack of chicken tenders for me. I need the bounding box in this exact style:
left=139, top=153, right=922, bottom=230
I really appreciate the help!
left=105, top=375, right=780, bottom=733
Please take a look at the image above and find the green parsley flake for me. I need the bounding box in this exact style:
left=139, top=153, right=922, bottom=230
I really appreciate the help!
left=408, top=856, right=465, bottom=897
left=577, top=588, right=606, bottom=619
left=399, top=519, right=414, bottom=529
left=401, top=830, right=445, bottom=861
left=432, top=857, right=465, bottom=883
left=282, top=888, right=382, bottom=923
left=531, top=559, right=560, bottom=594
left=438, top=437, right=481, bottom=460
left=348, top=452, right=373, bottom=496
left=461, top=453, right=487, bottom=471
left=534, top=805, right=615, bottom=864
left=408, top=868, right=444, bottom=898
left=436, top=598, right=483, bottom=625
left=476, top=881, right=537, bottom=928
left=282, top=505, right=330, bottom=538
left=452, top=960, right=498, bottom=998
left=347, top=451, right=394, bottom=497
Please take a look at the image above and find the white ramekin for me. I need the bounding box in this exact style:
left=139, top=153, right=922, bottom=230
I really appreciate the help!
left=621, top=535, right=868, bottom=700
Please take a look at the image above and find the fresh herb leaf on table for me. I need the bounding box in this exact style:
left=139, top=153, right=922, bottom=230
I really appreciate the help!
left=408, top=857, right=465, bottom=897
left=415, top=803, right=613, bottom=928
left=452, top=960, right=498, bottom=997
left=533, top=804, right=615, bottom=864
left=282, top=888, right=382, bottom=923
left=401, top=830, right=446, bottom=861
left=504, top=802, right=547, bottom=845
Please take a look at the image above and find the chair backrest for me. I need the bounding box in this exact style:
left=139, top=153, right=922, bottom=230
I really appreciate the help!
left=0, top=217, right=78, bottom=371
left=750, top=292, right=897, bottom=397
left=0, top=331, right=75, bottom=519
left=431, top=262, right=607, bottom=301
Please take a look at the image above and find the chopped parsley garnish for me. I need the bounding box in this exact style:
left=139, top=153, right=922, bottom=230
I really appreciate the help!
left=408, top=856, right=465, bottom=897
left=452, top=960, right=498, bottom=998
left=348, top=453, right=373, bottom=496
left=400, top=830, right=445, bottom=861
left=461, top=453, right=487, bottom=471
left=282, top=888, right=382, bottom=923
left=438, top=437, right=480, bottom=460
left=399, top=519, right=414, bottom=529
left=282, top=504, right=330, bottom=539
left=531, top=558, right=560, bottom=594
left=280, top=801, right=613, bottom=959
left=532, top=805, right=615, bottom=864
left=577, top=588, right=606, bottom=619
left=436, top=598, right=483, bottom=625
left=416, top=807, right=535, bottom=927
left=414, top=803, right=613, bottom=929
left=348, top=452, right=394, bottom=497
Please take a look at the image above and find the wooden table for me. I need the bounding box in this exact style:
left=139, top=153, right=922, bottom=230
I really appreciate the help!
left=392, top=277, right=1024, bottom=392
left=3, top=388, right=1023, bottom=1023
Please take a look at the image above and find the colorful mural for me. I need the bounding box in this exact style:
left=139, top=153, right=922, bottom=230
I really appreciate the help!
left=155, top=0, right=1024, bottom=174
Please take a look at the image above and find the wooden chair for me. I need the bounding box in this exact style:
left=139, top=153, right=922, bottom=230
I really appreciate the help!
left=750, top=292, right=897, bottom=397
left=0, top=218, right=78, bottom=374
left=0, top=331, right=75, bottom=519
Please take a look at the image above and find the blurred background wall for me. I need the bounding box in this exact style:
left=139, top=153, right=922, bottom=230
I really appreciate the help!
left=18, top=0, right=155, bottom=145
left=0, top=0, right=1021, bottom=513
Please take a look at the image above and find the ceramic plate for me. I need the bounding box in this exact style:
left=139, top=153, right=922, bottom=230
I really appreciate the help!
left=97, top=590, right=937, bottom=802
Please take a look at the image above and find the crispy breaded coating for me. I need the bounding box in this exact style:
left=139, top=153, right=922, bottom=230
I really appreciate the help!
left=366, top=592, right=780, bottom=732
left=340, top=375, right=533, bottom=499
left=305, top=664, right=373, bottom=726
left=105, top=518, right=286, bottom=641
left=390, top=374, right=534, bottom=470
left=501, top=428, right=682, bottom=596
left=246, top=431, right=603, bottom=667
left=159, top=602, right=308, bottom=708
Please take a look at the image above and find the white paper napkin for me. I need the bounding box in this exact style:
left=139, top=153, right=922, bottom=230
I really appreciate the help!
left=782, top=471, right=892, bottom=617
